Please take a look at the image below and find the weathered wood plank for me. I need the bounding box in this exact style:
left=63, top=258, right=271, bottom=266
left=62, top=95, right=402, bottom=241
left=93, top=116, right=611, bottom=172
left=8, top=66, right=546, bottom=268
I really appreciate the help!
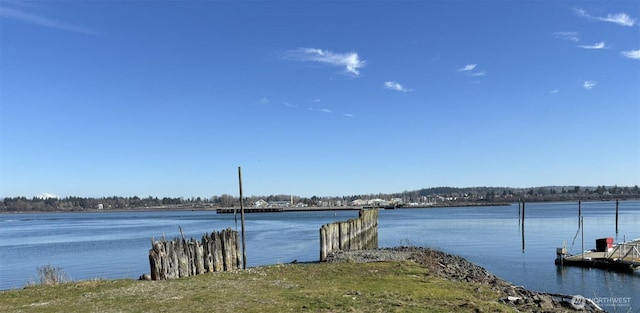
left=149, top=228, right=242, bottom=280
left=195, top=239, right=204, bottom=275
left=213, top=231, right=223, bottom=272
left=319, top=208, right=379, bottom=261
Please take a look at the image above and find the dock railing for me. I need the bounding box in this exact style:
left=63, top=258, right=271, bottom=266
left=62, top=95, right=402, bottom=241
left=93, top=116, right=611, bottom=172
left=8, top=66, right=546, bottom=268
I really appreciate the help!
left=607, top=240, right=640, bottom=263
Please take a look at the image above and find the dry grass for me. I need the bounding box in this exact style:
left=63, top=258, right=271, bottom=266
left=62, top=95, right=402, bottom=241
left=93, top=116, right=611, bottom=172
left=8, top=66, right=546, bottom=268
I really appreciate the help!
left=0, top=261, right=513, bottom=313
left=31, top=265, right=69, bottom=286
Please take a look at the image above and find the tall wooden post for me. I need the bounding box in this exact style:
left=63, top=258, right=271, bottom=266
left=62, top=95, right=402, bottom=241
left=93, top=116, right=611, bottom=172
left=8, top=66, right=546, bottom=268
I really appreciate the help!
left=581, top=216, right=584, bottom=260
left=615, top=199, right=619, bottom=234
left=521, top=199, right=525, bottom=253
left=238, top=166, right=247, bottom=269
left=578, top=199, right=581, bottom=228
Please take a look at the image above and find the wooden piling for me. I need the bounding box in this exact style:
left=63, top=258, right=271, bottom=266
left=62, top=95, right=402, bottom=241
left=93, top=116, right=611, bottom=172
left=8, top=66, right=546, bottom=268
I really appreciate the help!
left=521, top=199, right=525, bottom=253
left=581, top=216, right=584, bottom=260
left=177, top=239, right=188, bottom=278
left=238, top=166, right=247, bottom=269
left=195, top=240, right=204, bottom=275
left=149, top=227, right=242, bottom=281
left=615, top=199, right=619, bottom=234
left=168, top=240, right=178, bottom=279
left=319, top=208, right=379, bottom=261
left=339, top=221, right=349, bottom=250
left=578, top=199, right=581, bottom=227
left=212, top=231, right=223, bottom=272
left=319, top=226, right=326, bottom=261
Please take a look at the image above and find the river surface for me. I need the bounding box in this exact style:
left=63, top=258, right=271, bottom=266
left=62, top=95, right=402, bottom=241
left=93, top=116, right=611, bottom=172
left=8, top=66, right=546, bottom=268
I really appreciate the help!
left=1, top=201, right=638, bottom=311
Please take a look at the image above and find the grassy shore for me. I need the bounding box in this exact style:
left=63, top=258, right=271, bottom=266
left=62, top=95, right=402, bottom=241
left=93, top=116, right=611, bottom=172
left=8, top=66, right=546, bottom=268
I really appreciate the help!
left=0, top=261, right=515, bottom=313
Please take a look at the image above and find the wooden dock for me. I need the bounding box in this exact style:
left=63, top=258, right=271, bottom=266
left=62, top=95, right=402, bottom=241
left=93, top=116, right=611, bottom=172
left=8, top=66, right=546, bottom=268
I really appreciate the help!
left=217, top=207, right=283, bottom=213
left=216, top=206, right=363, bottom=214
left=555, top=239, right=640, bottom=272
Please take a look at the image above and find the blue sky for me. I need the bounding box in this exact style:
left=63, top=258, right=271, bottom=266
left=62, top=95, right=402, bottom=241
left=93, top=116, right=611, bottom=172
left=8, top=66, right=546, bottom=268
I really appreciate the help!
left=1, top=0, right=639, bottom=198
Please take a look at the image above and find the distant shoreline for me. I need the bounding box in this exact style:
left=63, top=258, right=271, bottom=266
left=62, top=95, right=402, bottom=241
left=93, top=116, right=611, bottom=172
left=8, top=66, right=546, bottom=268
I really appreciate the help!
left=3, top=199, right=638, bottom=214
left=2, top=201, right=511, bottom=214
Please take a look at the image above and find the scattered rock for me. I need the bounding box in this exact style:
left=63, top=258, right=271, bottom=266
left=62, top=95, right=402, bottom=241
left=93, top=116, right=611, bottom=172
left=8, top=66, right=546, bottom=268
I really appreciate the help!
left=539, top=295, right=556, bottom=310
left=326, top=247, right=606, bottom=312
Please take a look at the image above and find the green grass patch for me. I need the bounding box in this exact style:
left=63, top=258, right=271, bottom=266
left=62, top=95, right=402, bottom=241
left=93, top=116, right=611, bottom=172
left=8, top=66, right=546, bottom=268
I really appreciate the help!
left=0, top=261, right=513, bottom=313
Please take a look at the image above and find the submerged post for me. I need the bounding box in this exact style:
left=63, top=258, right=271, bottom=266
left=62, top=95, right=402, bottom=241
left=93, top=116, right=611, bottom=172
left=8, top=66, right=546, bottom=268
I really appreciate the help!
left=238, top=166, right=247, bottom=269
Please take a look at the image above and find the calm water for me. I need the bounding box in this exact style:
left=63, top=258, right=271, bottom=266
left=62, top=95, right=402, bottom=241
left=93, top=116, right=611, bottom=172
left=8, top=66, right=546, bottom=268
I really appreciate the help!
left=1, top=201, right=638, bottom=310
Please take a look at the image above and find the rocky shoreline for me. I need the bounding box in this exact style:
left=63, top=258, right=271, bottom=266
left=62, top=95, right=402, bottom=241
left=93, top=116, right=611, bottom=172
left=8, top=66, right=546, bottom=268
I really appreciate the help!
left=325, top=247, right=605, bottom=312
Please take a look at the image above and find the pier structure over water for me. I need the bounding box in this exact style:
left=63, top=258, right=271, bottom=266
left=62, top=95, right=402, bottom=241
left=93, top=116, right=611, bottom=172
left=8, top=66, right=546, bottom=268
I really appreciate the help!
left=215, top=203, right=510, bottom=214
left=556, top=239, right=640, bottom=272
left=216, top=206, right=364, bottom=214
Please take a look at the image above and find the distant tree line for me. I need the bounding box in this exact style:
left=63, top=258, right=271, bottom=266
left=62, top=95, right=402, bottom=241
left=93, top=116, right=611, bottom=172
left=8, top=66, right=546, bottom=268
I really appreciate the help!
left=401, top=185, right=640, bottom=200
left=0, top=196, right=204, bottom=212
left=1, top=185, right=638, bottom=212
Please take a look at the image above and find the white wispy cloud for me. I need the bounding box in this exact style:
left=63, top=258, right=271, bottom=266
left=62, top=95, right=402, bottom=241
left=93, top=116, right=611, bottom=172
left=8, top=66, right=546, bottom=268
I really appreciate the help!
left=575, top=8, right=637, bottom=27
left=552, top=31, right=580, bottom=42
left=283, top=102, right=298, bottom=108
left=549, top=89, right=559, bottom=94
left=309, top=106, right=353, bottom=117
left=598, top=13, right=636, bottom=27
left=285, top=48, right=365, bottom=75
left=583, top=80, right=597, bottom=90
left=458, top=64, right=477, bottom=72
left=0, top=6, right=97, bottom=34
left=621, top=49, right=640, bottom=60
left=578, top=41, right=608, bottom=49
left=384, top=81, right=411, bottom=92
left=259, top=97, right=269, bottom=104
left=457, top=64, right=485, bottom=78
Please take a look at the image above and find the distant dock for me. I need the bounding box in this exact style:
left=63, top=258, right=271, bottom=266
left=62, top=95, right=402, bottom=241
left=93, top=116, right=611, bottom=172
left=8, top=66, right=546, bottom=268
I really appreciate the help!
left=555, top=239, right=640, bottom=272
left=215, top=203, right=512, bottom=214
left=215, top=206, right=363, bottom=214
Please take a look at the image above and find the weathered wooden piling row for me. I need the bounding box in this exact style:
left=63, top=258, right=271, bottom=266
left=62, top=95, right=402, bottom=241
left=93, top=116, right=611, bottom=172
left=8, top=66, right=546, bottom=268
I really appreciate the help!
left=319, top=208, right=379, bottom=261
left=149, top=228, right=242, bottom=280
